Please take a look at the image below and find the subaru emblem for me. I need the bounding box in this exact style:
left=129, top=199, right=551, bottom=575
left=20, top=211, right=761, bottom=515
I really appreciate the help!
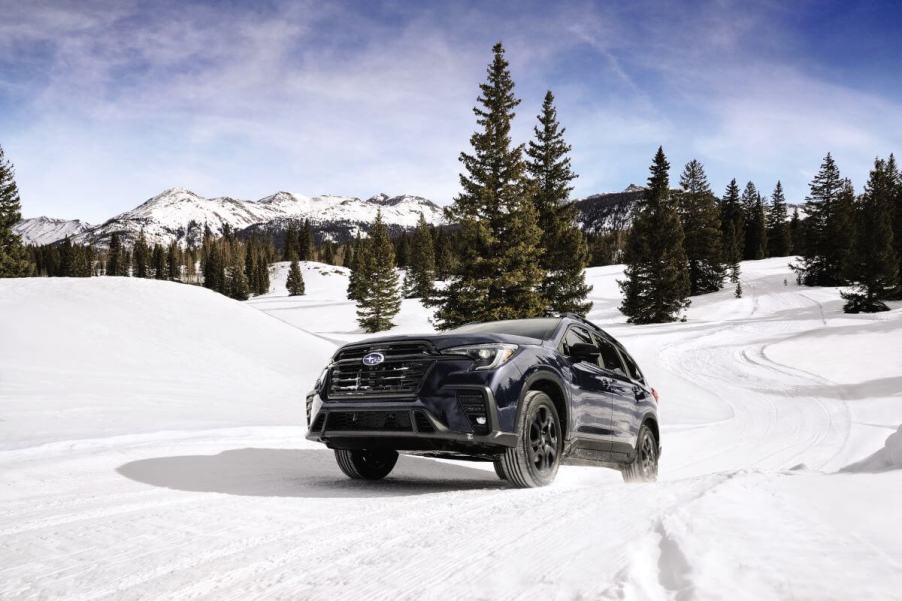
left=362, top=352, right=384, bottom=366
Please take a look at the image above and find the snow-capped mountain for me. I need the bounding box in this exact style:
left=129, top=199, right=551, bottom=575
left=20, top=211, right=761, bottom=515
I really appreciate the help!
left=59, top=187, right=444, bottom=248
left=14, top=217, right=93, bottom=246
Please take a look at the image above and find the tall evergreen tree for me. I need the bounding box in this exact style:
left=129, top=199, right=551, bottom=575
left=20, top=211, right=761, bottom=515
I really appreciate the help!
left=525, top=90, right=591, bottom=315
left=766, top=181, right=791, bottom=257
left=887, top=154, right=902, bottom=298
left=789, top=207, right=802, bottom=255
left=133, top=230, right=149, bottom=278
left=842, top=158, right=898, bottom=312
left=107, top=233, right=125, bottom=276
left=299, top=219, right=312, bottom=261
left=619, top=147, right=690, bottom=323
left=286, top=255, right=305, bottom=296
left=0, top=145, right=30, bottom=277
left=228, top=249, right=250, bottom=301
left=356, top=211, right=401, bottom=332
left=152, top=244, right=166, bottom=279
left=675, top=159, right=725, bottom=295
left=167, top=242, right=179, bottom=281
left=741, top=182, right=766, bottom=259
left=346, top=233, right=369, bottom=301
left=59, top=237, right=74, bottom=276
left=432, top=43, right=543, bottom=328
left=405, top=213, right=436, bottom=298
left=720, top=179, right=743, bottom=282
left=793, top=153, right=852, bottom=286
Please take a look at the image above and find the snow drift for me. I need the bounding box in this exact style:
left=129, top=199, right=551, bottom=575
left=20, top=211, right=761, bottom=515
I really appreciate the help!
left=0, top=277, right=334, bottom=449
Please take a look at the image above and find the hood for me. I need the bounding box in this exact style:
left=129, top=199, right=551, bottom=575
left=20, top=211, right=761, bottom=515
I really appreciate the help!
left=335, top=332, right=544, bottom=354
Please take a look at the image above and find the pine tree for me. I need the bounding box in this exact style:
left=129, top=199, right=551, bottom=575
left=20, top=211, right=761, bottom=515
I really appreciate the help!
left=735, top=280, right=743, bottom=298
left=793, top=153, right=851, bottom=286
left=618, top=147, right=690, bottom=323
left=405, top=213, right=436, bottom=298
left=152, top=244, right=166, bottom=279
left=59, top=237, right=74, bottom=276
left=0, top=145, right=30, bottom=277
left=525, top=90, right=591, bottom=315
left=766, top=181, right=791, bottom=257
left=286, top=255, right=305, bottom=296
left=675, top=159, right=725, bottom=295
left=842, top=157, right=898, bottom=312
left=741, top=182, right=766, bottom=259
left=346, top=233, right=369, bottom=301
left=721, top=179, right=743, bottom=282
left=133, top=229, right=149, bottom=278
left=107, top=233, right=125, bottom=276
left=356, top=211, right=401, bottom=332
left=167, top=242, right=179, bottom=281
left=228, top=249, right=250, bottom=301
left=886, top=154, right=902, bottom=298
left=432, top=43, right=544, bottom=328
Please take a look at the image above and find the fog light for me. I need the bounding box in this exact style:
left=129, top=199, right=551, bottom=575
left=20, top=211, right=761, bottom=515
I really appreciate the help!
left=476, top=416, right=487, bottom=425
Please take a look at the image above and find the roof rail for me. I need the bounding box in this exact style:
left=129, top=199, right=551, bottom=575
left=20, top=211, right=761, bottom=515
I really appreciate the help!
left=559, top=312, right=601, bottom=331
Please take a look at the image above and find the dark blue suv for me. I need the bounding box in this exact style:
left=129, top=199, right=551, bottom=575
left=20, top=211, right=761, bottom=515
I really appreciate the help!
left=306, top=315, right=660, bottom=488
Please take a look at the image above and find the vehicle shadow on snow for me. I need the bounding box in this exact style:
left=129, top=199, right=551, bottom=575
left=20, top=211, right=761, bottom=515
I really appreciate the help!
left=116, top=448, right=506, bottom=498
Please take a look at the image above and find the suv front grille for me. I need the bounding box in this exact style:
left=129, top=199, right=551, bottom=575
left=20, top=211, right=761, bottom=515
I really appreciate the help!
left=327, top=342, right=434, bottom=399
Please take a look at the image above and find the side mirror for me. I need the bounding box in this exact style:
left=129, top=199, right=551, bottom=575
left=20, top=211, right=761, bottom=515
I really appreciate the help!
left=568, top=342, right=599, bottom=363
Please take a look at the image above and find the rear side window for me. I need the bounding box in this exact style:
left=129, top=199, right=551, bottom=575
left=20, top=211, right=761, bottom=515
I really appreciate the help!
left=560, top=326, right=593, bottom=356
left=595, top=335, right=628, bottom=377
left=619, top=348, right=645, bottom=383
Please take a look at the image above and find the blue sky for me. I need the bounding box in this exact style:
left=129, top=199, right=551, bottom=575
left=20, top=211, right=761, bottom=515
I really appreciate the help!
left=2, top=0, right=902, bottom=221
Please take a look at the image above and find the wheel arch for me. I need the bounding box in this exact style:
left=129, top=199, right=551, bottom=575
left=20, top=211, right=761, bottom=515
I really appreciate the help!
left=641, top=413, right=660, bottom=450
left=518, top=369, right=570, bottom=440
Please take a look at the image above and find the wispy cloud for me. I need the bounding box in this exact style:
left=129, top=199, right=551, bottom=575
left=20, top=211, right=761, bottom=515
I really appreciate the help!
left=2, top=0, right=901, bottom=220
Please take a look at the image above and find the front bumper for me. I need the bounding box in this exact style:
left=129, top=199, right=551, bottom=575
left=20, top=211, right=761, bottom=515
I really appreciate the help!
left=305, top=386, right=518, bottom=452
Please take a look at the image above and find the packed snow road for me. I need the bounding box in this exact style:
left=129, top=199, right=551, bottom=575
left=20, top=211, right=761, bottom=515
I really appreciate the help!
left=2, top=259, right=901, bottom=600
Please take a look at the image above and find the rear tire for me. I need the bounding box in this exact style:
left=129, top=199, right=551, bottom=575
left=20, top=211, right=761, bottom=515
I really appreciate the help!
left=621, top=423, right=658, bottom=483
left=334, top=449, right=399, bottom=480
left=501, top=391, right=562, bottom=488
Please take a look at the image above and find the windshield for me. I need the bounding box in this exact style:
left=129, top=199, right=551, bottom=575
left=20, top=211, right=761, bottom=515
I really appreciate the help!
left=450, top=318, right=561, bottom=340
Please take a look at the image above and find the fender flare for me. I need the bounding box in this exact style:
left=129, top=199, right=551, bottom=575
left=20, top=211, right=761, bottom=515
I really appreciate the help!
left=513, top=367, right=572, bottom=438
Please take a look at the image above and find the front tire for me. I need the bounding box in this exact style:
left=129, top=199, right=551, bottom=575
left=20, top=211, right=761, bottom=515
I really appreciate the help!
left=621, top=423, right=658, bottom=483
left=500, top=390, right=562, bottom=488
left=334, top=449, right=399, bottom=480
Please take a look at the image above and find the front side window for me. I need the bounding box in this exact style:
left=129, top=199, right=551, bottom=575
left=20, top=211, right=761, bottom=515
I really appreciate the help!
left=560, top=326, right=594, bottom=358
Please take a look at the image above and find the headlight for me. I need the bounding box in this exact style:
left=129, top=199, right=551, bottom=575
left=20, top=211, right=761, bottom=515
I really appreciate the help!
left=442, top=343, right=518, bottom=370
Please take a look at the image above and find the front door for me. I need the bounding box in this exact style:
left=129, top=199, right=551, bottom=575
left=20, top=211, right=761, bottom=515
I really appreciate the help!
left=560, top=325, right=614, bottom=450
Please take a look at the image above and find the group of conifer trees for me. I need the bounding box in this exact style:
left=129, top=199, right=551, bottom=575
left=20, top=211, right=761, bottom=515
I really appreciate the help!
left=419, top=43, right=591, bottom=329
left=793, top=153, right=902, bottom=313
left=619, top=149, right=807, bottom=324
left=200, top=226, right=274, bottom=300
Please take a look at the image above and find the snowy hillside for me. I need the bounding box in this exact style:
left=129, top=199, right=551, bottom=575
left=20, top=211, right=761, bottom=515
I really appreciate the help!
left=66, top=187, right=444, bottom=248
left=13, top=216, right=92, bottom=245
left=2, top=260, right=901, bottom=600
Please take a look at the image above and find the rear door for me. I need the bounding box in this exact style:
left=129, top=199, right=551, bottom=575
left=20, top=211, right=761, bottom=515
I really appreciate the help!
left=559, top=325, right=614, bottom=448
left=592, top=333, right=638, bottom=455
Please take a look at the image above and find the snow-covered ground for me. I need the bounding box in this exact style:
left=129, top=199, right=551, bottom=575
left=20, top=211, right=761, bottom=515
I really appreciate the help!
left=2, top=258, right=901, bottom=600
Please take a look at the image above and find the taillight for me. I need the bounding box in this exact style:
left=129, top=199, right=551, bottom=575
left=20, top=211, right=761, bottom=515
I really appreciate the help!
left=651, top=387, right=660, bottom=403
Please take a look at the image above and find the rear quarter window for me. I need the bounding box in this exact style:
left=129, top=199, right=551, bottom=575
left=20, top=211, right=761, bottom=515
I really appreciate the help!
left=619, top=348, right=645, bottom=383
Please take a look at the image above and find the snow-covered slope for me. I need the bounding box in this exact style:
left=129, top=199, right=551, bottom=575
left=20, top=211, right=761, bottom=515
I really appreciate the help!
left=2, top=261, right=901, bottom=600
left=13, top=216, right=92, bottom=245
left=70, top=187, right=444, bottom=248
